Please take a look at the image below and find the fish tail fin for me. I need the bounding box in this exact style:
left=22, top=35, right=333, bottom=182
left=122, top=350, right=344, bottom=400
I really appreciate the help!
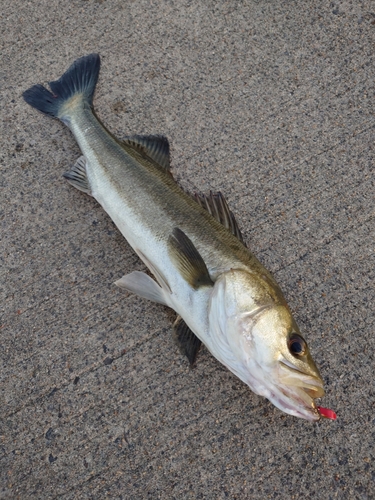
left=23, top=54, right=100, bottom=124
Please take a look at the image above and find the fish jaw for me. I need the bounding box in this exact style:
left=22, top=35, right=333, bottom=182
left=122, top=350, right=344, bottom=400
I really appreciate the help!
left=261, top=385, right=322, bottom=421
left=254, top=359, right=325, bottom=421
left=225, top=350, right=325, bottom=421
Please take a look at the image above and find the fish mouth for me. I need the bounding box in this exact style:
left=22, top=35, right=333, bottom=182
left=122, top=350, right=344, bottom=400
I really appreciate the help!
left=270, top=361, right=325, bottom=421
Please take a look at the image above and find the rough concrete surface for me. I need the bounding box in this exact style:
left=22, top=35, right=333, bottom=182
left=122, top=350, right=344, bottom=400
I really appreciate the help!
left=1, top=1, right=375, bottom=498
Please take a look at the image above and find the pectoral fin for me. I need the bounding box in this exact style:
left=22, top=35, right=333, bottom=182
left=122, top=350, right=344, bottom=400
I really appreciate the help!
left=168, top=228, right=213, bottom=289
left=173, top=315, right=202, bottom=366
left=115, top=271, right=168, bottom=306
left=63, top=156, right=92, bottom=195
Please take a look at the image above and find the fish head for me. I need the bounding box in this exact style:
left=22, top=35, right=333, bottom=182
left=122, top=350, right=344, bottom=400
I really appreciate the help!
left=241, top=304, right=325, bottom=421
left=208, top=269, right=325, bottom=421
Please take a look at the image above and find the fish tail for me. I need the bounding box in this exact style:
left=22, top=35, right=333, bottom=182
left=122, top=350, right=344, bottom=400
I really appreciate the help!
left=23, top=54, right=100, bottom=124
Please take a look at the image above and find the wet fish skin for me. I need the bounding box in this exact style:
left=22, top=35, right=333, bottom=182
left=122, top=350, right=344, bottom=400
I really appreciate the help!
left=23, top=54, right=326, bottom=421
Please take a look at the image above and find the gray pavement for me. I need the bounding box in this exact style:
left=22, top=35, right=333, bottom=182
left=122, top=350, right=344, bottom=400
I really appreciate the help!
left=1, top=1, right=375, bottom=498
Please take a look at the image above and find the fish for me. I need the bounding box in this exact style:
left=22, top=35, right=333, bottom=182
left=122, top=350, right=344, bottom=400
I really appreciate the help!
left=23, top=54, right=334, bottom=421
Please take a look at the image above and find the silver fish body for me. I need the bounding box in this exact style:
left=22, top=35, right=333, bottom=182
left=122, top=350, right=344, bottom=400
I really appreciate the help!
left=23, top=54, right=327, bottom=421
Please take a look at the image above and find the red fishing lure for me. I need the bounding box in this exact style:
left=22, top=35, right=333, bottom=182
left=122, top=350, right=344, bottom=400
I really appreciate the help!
left=317, top=406, right=337, bottom=420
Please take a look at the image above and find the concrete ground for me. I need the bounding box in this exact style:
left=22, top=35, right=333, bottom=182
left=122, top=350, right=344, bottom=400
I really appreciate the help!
left=1, top=1, right=375, bottom=498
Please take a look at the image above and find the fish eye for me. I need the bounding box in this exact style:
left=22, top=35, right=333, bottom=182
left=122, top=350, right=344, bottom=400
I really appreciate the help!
left=288, top=334, right=307, bottom=357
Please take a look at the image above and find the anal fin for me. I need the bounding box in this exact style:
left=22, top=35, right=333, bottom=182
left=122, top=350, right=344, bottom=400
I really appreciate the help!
left=63, top=156, right=92, bottom=195
left=173, top=315, right=202, bottom=366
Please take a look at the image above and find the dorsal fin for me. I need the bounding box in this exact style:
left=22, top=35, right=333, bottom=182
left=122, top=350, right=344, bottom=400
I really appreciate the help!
left=194, top=191, right=246, bottom=246
left=122, top=134, right=171, bottom=170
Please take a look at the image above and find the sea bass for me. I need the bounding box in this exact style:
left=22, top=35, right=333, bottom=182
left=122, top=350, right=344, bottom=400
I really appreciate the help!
left=23, top=54, right=333, bottom=421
